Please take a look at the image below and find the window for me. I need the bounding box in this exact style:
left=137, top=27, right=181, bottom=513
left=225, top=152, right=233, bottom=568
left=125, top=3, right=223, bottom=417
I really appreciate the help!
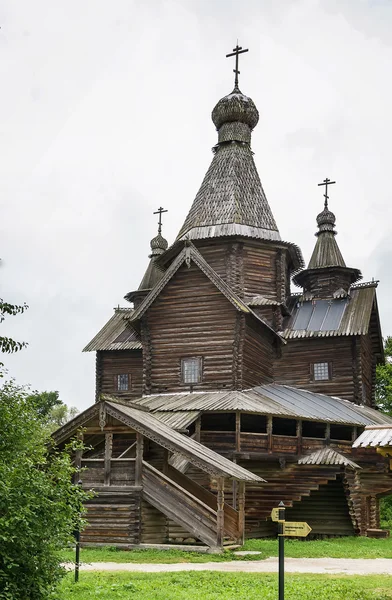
left=302, top=420, right=326, bottom=439
left=241, top=414, right=267, bottom=433
left=330, top=424, right=353, bottom=441
left=116, top=374, right=130, bottom=391
left=273, top=418, right=297, bottom=436
left=181, top=357, right=202, bottom=384
left=201, top=413, right=235, bottom=432
left=313, top=362, right=330, bottom=381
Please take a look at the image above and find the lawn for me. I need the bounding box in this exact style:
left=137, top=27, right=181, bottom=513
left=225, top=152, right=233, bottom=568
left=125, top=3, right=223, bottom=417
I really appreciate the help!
left=58, top=572, right=392, bottom=599
left=59, top=536, right=392, bottom=564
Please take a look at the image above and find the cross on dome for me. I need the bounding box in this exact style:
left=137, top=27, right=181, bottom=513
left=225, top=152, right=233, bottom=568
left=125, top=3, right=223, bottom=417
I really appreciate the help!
left=226, top=43, right=249, bottom=90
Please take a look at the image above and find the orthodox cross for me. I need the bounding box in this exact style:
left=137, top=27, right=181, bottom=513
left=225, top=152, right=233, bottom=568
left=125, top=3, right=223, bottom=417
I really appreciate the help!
left=317, top=178, right=336, bottom=209
left=153, top=206, right=168, bottom=235
left=226, top=43, right=249, bottom=88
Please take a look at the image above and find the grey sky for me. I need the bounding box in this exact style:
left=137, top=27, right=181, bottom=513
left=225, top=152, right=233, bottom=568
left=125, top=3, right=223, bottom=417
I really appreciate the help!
left=1, top=0, right=391, bottom=410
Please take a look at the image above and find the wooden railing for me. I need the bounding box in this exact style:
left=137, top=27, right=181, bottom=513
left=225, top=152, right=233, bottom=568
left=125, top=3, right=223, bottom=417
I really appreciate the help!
left=142, top=461, right=219, bottom=548
left=166, top=465, right=239, bottom=541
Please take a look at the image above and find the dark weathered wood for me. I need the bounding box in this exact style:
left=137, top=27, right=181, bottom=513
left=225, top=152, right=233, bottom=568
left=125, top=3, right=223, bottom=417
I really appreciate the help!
left=104, top=433, right=113, bottom=486
left=216, top=477, right=225, bottom=547
left=97, top=350, right=143, bottom=400
left=238, top=481, right=245, bottom=544
left=135, top=433, right=144, bottom=487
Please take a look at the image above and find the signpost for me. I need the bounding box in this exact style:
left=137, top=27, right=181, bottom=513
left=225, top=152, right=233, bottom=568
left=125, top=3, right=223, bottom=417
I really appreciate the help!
left=274, top=502, right=312, bottom=600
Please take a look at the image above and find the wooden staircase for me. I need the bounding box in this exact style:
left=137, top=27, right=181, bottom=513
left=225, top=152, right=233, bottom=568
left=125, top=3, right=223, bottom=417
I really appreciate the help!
left=142, top=461, right=240, bottom=548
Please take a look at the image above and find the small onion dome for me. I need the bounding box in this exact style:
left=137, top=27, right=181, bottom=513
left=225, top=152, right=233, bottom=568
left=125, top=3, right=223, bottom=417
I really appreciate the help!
left=150, top=233, right=168, bottom=257
left=316, top=205, right=336, bottom=235
left=212, top=86, right=259, bottom=131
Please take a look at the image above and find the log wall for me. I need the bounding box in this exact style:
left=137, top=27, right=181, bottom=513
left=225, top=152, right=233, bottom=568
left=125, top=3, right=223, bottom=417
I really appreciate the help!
left=243, top=319, right=275, bottom=387
left=145, top=263, right=238, bottom=393
left=97, top=350, right=143, bottom=400
left=274, top=336, right=359, bottom=402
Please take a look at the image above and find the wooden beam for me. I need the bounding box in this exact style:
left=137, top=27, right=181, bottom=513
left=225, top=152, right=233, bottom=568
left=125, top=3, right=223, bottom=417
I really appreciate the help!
left=104, top=432, right=113, bottom=486
left=267, top=416, right=273, bottom=454
left=236, top=411, right=241, bottom=453
left=195, top=417, right=201, bottom=443
left=135, top=432, right=144, bottom=487
left=296, top=420, right=302, bottom=455
left=74, top=430, right=84, bottom=483
left=238, top=481, right=245, bottom=545
left=216, top=477, right=225, bottom=548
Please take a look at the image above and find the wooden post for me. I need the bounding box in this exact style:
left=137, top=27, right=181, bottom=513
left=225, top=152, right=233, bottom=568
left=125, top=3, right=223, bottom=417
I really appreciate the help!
left=104, top=432, right=113, bottom=486
left=216, top=477, right=225, bottom=548
left=74, top=430, right=84, bottom=481
left=296, top=420, right=302, bottom=455
left=267, top=416, right=273, bottom=454
left=195, top=417, right=201, bottom=442
left=236, top=411, right=241, bottom=453
left=325, top=423, right=331, bottom=446
left=162, top=448, right=169, bottom=476
left=238, top=481, right=245, bottom=545
left=135, top=432, right=144, bottom=487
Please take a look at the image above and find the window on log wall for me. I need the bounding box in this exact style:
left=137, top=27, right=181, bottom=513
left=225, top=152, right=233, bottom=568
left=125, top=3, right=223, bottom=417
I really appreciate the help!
left=241, top=413, right=267, bottom=433
left=181, top=357, right=203, bottom=384
left=115, top=374, right=131, bottom=391
left=302, top=420, right=326, bottom=438
left=273, top=417, right=297, bottom=436
left=201, top=413, right=236, bottom=431
left=330, top=424, right=353, bottom=441
left=312, top=362, right=331, bottom=381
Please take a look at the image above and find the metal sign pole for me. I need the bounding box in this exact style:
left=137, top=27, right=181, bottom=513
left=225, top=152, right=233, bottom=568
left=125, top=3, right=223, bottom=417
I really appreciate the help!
left=278, top=501, right=285, bottom=600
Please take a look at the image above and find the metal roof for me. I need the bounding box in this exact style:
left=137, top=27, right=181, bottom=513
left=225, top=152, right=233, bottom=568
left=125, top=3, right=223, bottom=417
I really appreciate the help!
left=132, top=384, right=392, bottom=427
left=152, top=411, right=200, bottom=430
left=298, top=447, right=361, bottom=469
left=281, top=285, right=377, bottom=339
left=83, top=308, right=142, bottom=352
left=353, top=425, right=392, bottom=448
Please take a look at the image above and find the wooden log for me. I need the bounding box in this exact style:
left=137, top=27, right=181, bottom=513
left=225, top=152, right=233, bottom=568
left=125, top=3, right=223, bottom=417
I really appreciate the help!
left=216, top=477, right=225, bottom=547
left=135, top=433, right=144, bottom=487
left=104, top=432, right=113, bottom=486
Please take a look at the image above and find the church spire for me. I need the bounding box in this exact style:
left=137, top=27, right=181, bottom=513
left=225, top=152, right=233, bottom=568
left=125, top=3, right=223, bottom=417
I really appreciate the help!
left=293, top=180, right=361, bottom=295
left=125, top=209, right=168, bottom=307
left=176, top=45, right=280, bottom=243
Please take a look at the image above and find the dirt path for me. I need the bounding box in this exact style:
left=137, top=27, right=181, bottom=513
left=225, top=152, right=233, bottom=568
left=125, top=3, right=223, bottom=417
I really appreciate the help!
left=71, top=558, right=392, bottom=575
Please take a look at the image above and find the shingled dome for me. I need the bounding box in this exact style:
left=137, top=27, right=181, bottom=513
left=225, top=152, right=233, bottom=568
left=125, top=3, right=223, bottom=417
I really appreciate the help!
left=212, top=86, right=259, bottom=130
left=176, top=84, right=281, bottom=243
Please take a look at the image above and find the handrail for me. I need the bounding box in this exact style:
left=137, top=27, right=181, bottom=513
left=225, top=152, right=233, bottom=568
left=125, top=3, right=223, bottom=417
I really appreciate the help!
left=142, top=461, right=217, bottom=518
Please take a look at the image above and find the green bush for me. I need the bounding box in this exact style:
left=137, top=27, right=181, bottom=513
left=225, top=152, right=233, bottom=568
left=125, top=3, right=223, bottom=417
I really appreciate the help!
left=0, top=381, right=88, bottom=599
left=380, top=495, right=392, bottom=529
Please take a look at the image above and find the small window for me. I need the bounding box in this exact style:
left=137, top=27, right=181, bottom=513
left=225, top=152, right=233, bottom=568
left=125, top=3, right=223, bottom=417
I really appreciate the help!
left=181, top=357, right=202, bottom=384
left=201, top=413, right=235, bottom=432
left=313, top=362, right=331, bottom=381
left=302, top=420, right=326, bottom=439
left=241, top=414, right=267, bottom=433
left=330, top=424, right=353, bottom=441
left=116, top=374, right=130, bottom=391
left=273, top=418, right=297, bottom=436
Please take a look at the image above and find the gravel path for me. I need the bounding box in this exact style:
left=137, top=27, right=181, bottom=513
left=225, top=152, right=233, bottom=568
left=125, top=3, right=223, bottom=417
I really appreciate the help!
left=71, top=558, right=392, bottom=575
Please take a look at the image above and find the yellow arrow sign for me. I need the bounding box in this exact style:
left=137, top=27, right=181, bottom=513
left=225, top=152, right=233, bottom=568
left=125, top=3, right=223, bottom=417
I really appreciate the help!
left=282, top=521, right=312, bottom=537
left=271, top=508, right=280, bottom=522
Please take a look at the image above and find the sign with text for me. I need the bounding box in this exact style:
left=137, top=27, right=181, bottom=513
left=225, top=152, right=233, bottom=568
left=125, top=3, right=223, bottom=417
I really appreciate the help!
left=271, top=508, right=280, bottom=522
left=282, top=521, right=312, bottom=537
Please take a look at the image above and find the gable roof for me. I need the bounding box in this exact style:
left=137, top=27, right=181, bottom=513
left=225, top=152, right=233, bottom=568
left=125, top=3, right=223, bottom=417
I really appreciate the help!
left=298, top=447, right=361, bottom=469
left=83, top=308, right=141, bottom=352
left=353, top=425, right=392, bottom=449
left=52, top=400, right=263, bottom=482
left=128, top=242, right=283, bottom=341
left=281, top=284, right=378, bottom=339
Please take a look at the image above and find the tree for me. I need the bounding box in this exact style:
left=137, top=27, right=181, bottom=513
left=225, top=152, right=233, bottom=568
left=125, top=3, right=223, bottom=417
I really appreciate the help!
left=0, top=381, right=89, bottom=599
left=0, top=299, right=28, bottom=373
left=27, top=390, right=79, bottom=432
left=375, top=336, right=392, bottom=416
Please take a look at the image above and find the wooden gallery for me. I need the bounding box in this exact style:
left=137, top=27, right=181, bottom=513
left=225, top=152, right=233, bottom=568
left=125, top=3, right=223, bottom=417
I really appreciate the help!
left=55, top=49, right=392, bottom=550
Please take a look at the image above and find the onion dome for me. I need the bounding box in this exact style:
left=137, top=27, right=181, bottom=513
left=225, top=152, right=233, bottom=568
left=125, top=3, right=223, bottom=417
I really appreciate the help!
left=316, top=204, right=337, bottom=235
left=150, top=233, right=168, bottom=256
left=211, top=86, right=259, bottom=145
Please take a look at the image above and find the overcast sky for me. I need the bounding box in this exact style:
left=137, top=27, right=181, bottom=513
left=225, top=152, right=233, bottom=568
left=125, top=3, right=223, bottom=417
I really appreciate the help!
left=1, top=0, right=392, bottom=411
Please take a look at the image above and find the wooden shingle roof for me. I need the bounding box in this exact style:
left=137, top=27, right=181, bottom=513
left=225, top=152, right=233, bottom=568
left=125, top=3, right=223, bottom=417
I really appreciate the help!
left=83, top=308, right=141, bottom=352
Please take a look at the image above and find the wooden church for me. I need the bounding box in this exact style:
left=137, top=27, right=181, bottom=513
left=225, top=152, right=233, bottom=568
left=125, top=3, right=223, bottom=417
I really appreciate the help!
left=54, top=46, right=392, bottom=550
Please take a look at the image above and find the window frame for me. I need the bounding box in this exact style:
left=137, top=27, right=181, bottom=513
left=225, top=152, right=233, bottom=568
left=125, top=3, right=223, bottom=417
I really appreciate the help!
left=311, top=361, right=332, bottom=382
left=114, top=373, right=131, bottom=392
left=180, top=356, right=203, bottom=385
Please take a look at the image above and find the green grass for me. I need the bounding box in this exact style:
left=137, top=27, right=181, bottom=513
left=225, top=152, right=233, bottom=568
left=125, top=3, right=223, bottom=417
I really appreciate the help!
left=242, top=536, right=392, bottom=558
left=58, top=572, right=392, bottom=599
left=59, top=536, right=392, bottom=564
